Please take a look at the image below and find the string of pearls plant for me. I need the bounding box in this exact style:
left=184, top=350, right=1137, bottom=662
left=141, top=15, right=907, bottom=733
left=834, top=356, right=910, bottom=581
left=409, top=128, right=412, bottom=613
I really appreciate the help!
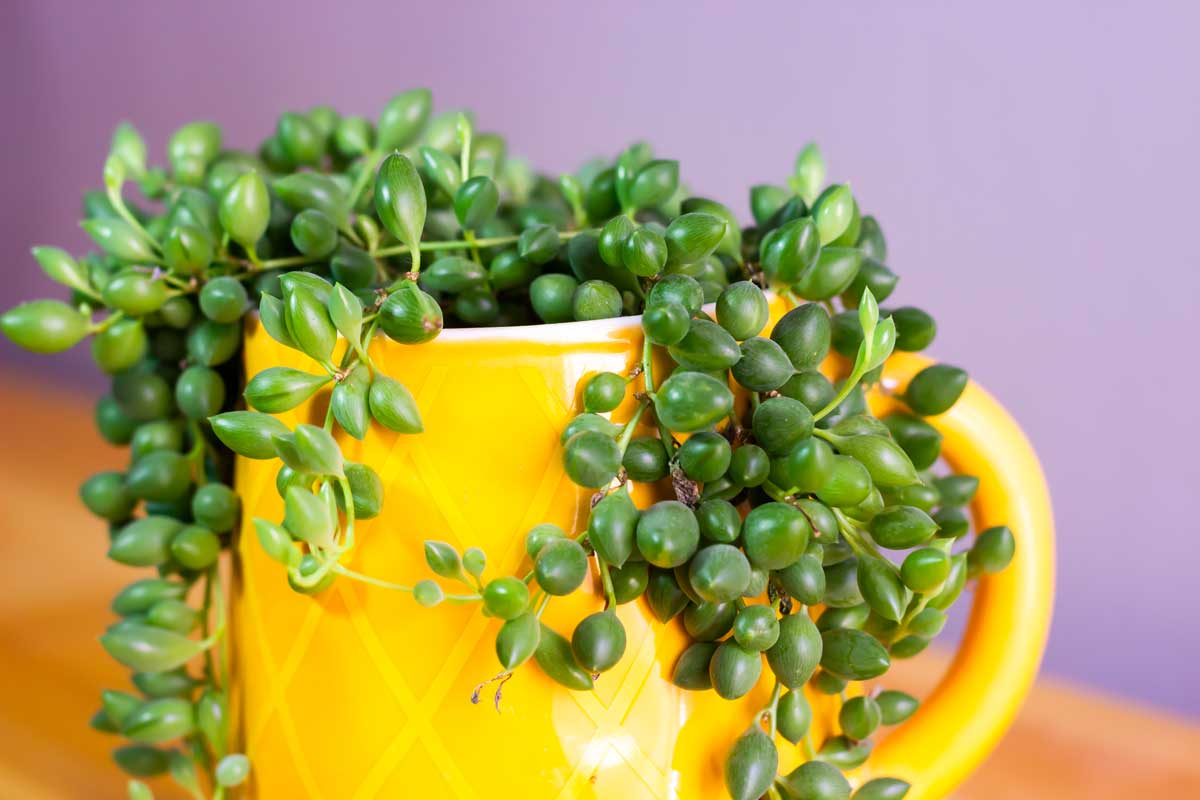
left=1, top=89, right=1015, bottom=800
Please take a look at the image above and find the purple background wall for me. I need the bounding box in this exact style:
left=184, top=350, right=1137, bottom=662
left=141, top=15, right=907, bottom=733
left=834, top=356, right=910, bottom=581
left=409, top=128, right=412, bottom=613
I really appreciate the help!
left=3, top=1, right=1197, bottom=715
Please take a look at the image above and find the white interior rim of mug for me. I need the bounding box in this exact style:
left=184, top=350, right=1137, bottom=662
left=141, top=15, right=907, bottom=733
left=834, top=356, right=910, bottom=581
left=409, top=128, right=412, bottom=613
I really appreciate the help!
left=363, top=290, right=779, bottom=344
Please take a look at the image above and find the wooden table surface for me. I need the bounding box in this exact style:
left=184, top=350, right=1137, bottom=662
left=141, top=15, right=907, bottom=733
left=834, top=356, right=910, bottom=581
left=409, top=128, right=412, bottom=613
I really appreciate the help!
left=1, top=378, right=1197, bottom=798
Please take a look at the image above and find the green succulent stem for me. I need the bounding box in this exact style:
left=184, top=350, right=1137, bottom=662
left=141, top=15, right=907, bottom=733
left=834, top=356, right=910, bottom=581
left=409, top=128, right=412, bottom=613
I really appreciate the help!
left=331, top=564, right=480, bottom=603
left=200, top=566, right=216, bottom=684
left=597, top=556, right=618, bottom=608
left=762, top=680, right=783, bottom=738
left=641, top=335, right=677, bottom=458
left=893, top=594, right=932, bottom=644
left=762, top=481, right=794, bottom=504
left=833, top=507, right=887, bottom=562
left=534, top=591, right=552, bottom=619
left=107, top=185, right=162, bottom=256
left=336, top=478, right=357, bottom=552
left=87, top=310, right=126, bottom=334
left=186, top=421, right=209, bottom=487
left=616, top=403, right=648, bottom=455
left=463, top=229, right=483, bottom=265
left=458, top=115, right=473, bottom=182
left=801, top=731, right=817, bottom=760
left=348, top=150, right=380, bottom=209
left=813, top=366, right=867, bottom=423
left=242, top=229, right=591, bottom=282
left=213, top=562, right=230, bottom=692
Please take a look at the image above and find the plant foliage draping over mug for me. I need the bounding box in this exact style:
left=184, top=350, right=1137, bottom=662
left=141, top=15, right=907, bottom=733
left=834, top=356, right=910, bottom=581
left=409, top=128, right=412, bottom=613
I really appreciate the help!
left=1, top=89, right=1015, bottom=800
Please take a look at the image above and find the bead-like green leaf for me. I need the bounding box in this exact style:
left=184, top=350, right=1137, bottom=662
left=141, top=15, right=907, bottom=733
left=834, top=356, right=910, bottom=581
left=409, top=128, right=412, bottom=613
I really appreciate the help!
left=664, top=212, right=727, bottom=266
left=791, top=142, right=825, bottom=204
left=215, top=754, right=251, bottom=788
left=243, top=367, right=331, bottom=413
left=418, top=145, right=461, bottom=197
left=273, top=173, right=349, bottom=228
left=377, top=89, right=432, bottom=152
left=368, top=375, right=423, bottom=433
left=496, top=612, right=540, bottom=670
left=100, top=623, right=210, bottom=673
left=857, top=556, right=908, bottom=622
left=820, top=627, right=891, bottom=680
left=331, top=365, right=370, bottom=440
left=284, top=284, right=337, bottom=363
left=110, top=121, right=147, bottom=177
left=218, top=171, right=270, bottom=251
left=328, top=284, right=363, bottom=346
left=32, top=246, right=91, bottom=294
left=292, top=423, right=345, bottom=477
left=257, top=293, right=296, bottom=350
left=254, top=518, right=301, bottom=568
left=814, top=183, right=855, bottom=245
left=374, top=153, right=426, bottom=260
left=283, top=486, right=336, bottom=546
left=724, top=727, right=778, bottom=800
left=81, top=218, right=156, bottom=262
left=614, top=142, right=653, bottom=210
left=0, top=299, right=89, bottom=354
left=628, top=159, right=679, bottom=210
left=454, top=175, right=500, bottom=230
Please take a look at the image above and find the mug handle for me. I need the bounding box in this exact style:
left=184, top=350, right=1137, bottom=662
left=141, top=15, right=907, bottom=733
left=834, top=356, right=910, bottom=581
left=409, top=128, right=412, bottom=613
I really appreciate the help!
left=857, top=352, right=1056, bottom=798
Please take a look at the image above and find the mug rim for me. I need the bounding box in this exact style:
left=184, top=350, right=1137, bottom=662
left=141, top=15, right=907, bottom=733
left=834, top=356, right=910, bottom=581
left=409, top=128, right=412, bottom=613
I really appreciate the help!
left=410, top=290, right=780, bottom=344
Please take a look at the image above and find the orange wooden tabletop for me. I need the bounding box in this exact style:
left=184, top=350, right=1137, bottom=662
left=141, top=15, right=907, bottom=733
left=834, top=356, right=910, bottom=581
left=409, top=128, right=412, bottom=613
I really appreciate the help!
left=0, top=377, right=1196, bottom=798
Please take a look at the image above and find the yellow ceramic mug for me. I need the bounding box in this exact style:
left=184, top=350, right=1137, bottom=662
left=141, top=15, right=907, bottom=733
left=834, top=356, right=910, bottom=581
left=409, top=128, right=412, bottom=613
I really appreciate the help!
left=231, top=296, right=1053, bottom=799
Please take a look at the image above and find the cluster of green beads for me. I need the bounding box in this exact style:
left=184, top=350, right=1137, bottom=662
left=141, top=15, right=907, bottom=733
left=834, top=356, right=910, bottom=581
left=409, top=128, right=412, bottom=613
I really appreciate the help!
left=403, top=150, right=1016, bottom=798
left=0, top=88, right=1015, bottom=800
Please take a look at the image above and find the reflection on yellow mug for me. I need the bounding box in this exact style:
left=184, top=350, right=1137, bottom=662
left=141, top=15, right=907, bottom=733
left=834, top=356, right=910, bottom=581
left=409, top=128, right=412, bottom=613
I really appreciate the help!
left=231, top=296, right=1053, bottom=799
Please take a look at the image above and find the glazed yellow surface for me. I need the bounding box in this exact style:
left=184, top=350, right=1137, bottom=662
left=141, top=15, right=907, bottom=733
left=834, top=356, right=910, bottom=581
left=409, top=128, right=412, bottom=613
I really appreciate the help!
left=231, top=300, right=1053, bottom=799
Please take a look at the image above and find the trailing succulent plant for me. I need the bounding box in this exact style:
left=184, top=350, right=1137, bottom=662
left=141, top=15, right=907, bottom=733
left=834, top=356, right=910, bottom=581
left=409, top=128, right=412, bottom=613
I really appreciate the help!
left=1, top=88, right=1016, bottom=800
